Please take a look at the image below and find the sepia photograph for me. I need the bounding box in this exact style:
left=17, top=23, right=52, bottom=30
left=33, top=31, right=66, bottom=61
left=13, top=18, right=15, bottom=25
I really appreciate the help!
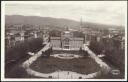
left=1, top=0, right=127, bottom=81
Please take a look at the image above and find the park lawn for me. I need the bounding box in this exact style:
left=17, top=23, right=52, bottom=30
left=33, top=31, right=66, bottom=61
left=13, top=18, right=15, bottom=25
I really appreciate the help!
left=30, top=56, right=101, bottom=74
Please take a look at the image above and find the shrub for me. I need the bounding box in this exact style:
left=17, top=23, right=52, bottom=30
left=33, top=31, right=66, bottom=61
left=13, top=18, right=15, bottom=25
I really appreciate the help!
left=48, top=76, right=52, bottom=78
left=79, top=76, right=82, bottom=79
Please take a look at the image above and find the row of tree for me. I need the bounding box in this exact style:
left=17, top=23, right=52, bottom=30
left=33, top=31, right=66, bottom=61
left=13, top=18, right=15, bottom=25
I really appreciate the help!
left=89, top=36, right=124, bottom=71
left=5, top=38, right=44, bottom=65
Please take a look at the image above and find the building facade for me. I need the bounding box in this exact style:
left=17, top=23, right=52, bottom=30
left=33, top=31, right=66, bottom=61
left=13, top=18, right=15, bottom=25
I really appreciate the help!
left=50, top=29, right=84, bottom=50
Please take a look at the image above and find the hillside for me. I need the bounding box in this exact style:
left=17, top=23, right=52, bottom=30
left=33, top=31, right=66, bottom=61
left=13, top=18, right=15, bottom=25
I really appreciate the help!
left=5, top=15, right=124, bottom=30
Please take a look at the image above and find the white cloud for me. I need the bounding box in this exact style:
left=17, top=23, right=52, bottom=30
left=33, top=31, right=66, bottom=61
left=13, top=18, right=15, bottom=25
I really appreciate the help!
left=4, top=1, right=127, bottom=26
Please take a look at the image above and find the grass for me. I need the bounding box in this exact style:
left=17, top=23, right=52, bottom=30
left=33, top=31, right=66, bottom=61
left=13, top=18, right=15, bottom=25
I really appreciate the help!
left=30, top=56, right=100, bottom=74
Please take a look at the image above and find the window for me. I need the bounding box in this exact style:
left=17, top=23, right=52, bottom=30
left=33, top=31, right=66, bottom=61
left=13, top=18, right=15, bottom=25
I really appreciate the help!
left=63, top=38, right=70, bottom=49
left=64, top=45, right=69, bottom=49
left=64, top=38, right=69, bottom=45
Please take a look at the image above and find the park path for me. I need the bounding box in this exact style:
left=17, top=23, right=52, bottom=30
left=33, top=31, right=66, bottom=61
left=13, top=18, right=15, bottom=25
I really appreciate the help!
left=26, top=68, right=99, bottom=79
left=22, top=42, right=51, bottom=68
left=83, top=44, right=111, bottom=73
left=22, top=43, right=110, bottom=79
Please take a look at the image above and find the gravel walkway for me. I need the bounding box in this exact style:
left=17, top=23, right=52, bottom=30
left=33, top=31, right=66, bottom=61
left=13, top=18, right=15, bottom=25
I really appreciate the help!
left=22, top=43, right=110, bottom=79
left=22, top=42, right=51, bottom=68
left=83, top=44, right=111, bottom=73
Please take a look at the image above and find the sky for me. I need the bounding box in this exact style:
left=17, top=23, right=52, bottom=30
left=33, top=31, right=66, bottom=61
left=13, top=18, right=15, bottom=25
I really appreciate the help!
left=4, top=1, right=127, bottom=26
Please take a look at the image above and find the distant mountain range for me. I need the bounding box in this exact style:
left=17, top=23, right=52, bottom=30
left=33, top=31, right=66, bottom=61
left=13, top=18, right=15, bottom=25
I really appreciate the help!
left=5, top=15, right=124, bottom=30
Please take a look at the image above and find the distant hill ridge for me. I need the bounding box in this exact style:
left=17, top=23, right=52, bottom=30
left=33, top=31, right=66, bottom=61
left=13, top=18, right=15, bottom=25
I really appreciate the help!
left=5, top=15, right=124, bottom=30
